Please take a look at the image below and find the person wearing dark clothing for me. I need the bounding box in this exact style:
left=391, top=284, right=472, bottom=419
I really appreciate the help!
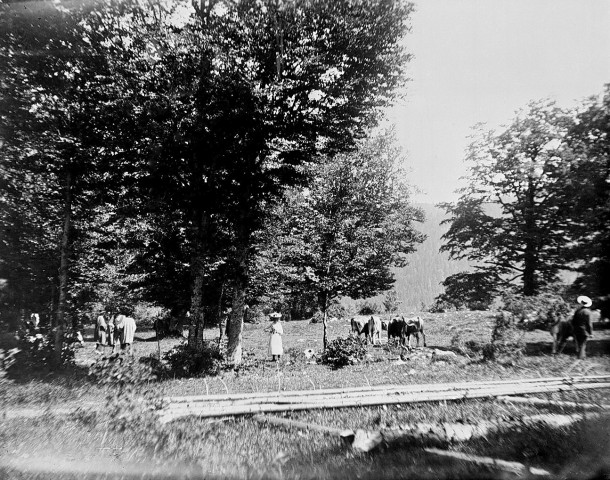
left=572, top=296, right=594, bottom=359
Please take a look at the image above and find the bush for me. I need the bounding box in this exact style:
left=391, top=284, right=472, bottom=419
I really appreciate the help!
left=358, top=301, right=381, bottom=315
left=163, top=341, right=223, bottom=377
left=5, top=328, right=75, bottom=376
left=500, top=293, right=571, bottom=329
left=89, top=353, right=158, bottom=388
left=450, top=332, right=482, bottom=357
left=482, top=311, right=526, bottom=362
left=319, top=336, right=367, bottom=369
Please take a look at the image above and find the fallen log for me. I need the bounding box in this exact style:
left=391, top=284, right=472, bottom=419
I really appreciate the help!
left=164, top=375, right=610, bottom=404
left=252, top=414, right=348, bottom=437
left=424, top=448, right=551, bottom=477
left=158, top=382, right=610, bottom=423
left=252, top=412, right=602, bottom=450
left=497, top=396, right=610, bottom=411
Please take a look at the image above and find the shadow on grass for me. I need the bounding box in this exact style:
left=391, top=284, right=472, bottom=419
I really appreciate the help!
left=286, top=416, right=610, bottom=480
left=6, top=362, right=91, bottom=385
left=525, top=338, right=610, bottom=357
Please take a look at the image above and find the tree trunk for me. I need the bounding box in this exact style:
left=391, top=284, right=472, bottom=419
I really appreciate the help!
left=322, top=291, right=329, bottom=351
left=226, top=222, right=250, bottom=366
left=187, top=214, right=210, bottom=351
left=187, top=253, right=206, bottom=350
left=523, top=178, right=538, bottom=296
left=54, top=169, right=72, bottom=365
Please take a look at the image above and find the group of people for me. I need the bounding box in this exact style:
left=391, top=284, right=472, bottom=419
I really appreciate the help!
left=95, top=312, right=137, bottom=354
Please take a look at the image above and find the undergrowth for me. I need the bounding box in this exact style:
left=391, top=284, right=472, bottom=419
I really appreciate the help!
left=319, top=336, right=367, bottom=369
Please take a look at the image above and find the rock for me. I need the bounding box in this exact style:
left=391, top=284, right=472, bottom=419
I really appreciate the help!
left=431, top=349, right=459, bottom=362
left=351, top=429, right=384, bottom=453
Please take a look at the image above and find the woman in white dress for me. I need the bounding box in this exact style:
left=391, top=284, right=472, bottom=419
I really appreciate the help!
left=267, top=312, right=283, bottom=362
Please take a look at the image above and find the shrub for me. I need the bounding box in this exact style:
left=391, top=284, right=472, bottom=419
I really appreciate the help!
left=319, top=336, right=367, bottom=369
left=163, top=341, right=223, bottom=377
left=482, top=311, right=526, bottom=361
left=427, top=298, right=458, bottom=313
left=358, top=301, right=381, bottom=315
left=5, top=328, right=75, bottom=376
left=89, top=353, right=158, bottom=388
left=500, top=293, right=571, bottom=329
left=450, top=332, right=482, bottom=357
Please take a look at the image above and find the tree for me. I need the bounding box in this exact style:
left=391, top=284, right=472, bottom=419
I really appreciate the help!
left=440, top=100, right=578, bottom=297
left=565, top=85, right=610, bottom=296
left=136, top=0, right=416, bottom=363
left=272, top=130, right=425, bottom=349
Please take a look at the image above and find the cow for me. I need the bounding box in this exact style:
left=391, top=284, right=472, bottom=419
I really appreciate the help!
left=387, top=316, right=406, bottom=344
left=592, top=295, right=610, bottom=322
left=368, top=315, right=382, bottom=345
left=550, top=318, right=574, bottom=354
left=402, top=316, right=427, bottom=349
left=351, top=316, right=371, bottom=342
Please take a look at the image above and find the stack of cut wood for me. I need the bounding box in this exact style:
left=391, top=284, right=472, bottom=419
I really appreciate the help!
left=157, top=375, right=610, bottom=423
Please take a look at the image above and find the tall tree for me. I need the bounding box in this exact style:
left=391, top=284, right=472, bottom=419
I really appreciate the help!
left=440, top=101, right=578, bottom=296
left=267, top=130, right=425, bottom=349
left=565, top=85, right=610, bottom=295
left=135, top=0, right=416, bottom=363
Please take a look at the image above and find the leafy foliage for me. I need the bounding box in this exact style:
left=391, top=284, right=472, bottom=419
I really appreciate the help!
left=564, top=85, right=610, bottom=296
left=163, top=342, right=223, bottom=378
left=482, top=312, right=526, bottom=362
left=432, top=271, right=498, bottom=311
left=499, top=293, right=571, bottom=330
left=319, top=336, right=367, bottom=369
left=440, top=101, right=580, bottom=296
left=5, top=329, right=75, bottom=376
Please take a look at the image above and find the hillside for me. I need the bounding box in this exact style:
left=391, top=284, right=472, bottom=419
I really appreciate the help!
left=342, top=203, right=472, bottom=312
left=390, top=203, right=472, bottom=310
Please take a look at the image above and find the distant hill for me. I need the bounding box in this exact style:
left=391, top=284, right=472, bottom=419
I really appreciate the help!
left=389, top=203, right=472, bottom=310
left=342, top=203, right=472, bottom=312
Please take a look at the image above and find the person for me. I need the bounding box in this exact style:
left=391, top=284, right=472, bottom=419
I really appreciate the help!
left=95, top=313, right=107, bottom=353
left=267, top=312, right=283, bottom=362
left=113, top=314, right=125, bottom=353
left=121, top=315, right=137, bottom=355
left=572, top=295, right=594, bottom=359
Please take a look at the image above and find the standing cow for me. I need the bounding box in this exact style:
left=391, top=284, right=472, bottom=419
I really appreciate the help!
left=402, top=316, right=427, bottom=349
left=387, top=316, right=406, bottom=344
left=351, top=316, right=371, bottom=343
left=368, top=316, right=382, bottom=345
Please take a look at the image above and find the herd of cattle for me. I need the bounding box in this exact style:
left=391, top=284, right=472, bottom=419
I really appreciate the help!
left=350, top=315, right=427, bottom=350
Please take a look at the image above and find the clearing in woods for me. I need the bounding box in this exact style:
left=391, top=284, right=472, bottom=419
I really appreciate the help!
left=1, top=311, right=610, bottom=479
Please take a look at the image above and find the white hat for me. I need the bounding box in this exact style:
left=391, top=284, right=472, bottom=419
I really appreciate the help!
left=269, top=312, right=282, bottom=319
left=577, top=296, right=592, bottom=308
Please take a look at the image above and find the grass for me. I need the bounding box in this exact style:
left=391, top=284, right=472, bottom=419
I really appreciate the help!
left=1, top=310, right=610, bottom=479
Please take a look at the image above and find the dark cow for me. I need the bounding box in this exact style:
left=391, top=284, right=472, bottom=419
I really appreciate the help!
left=592, top=295, right=610, bottom=322
left=351, top=316, right=371, bottom=342
left=402, top=316, right=427, bottom=349
left=368, top=316, right=382, bottom=345
left=387, top=316, right=406, bottom=344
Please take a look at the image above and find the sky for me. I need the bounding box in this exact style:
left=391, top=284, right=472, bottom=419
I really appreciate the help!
left=390, top=0, right=610, bottom=204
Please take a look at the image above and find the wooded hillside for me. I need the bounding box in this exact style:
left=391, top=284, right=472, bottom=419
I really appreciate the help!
left=344, top=203, right=472, bottom=312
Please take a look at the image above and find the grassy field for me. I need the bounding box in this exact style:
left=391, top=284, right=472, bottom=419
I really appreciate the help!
left=1, top=311, right=610, bottom=479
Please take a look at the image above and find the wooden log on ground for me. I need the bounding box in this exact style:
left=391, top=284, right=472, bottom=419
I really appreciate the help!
left=497, top=396, right=610, bottom=411
left=164, top=375, right=610, bottom=404
left=158, top=382, right=610, bottom=423
left=166, top=379, right=608, bottom=410
left=424, top=448, right=551, bottom=476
